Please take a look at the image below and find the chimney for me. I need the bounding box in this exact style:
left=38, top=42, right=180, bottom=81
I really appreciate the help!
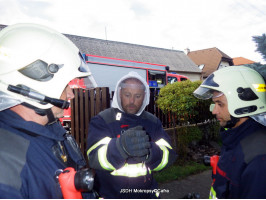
left=184, top=48, right=190, bottom=55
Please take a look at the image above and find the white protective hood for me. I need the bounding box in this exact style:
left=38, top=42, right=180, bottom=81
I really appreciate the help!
left=111, top=71, right=150, bottom=116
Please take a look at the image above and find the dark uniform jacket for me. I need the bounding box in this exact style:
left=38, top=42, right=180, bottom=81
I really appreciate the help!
left=0, top=109, right=92, bottom=198
left=211, top=118, right=266, bottom=198
left=86, top=108, right=177, bottom=199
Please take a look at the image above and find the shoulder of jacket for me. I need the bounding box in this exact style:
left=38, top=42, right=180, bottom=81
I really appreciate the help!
left=140, top=111, right=158, bottom=124
left=240, top=127, right=266, bottom=164
left=0, top=128, right=29, bottom=190
left=98, top=108, right=119, bottom=124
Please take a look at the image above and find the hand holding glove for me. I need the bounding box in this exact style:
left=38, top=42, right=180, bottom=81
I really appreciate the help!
left=117, top=126, right=151, bottom=159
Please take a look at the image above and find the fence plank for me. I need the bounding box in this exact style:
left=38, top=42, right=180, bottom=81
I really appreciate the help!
left=84, top=90, right=89, bottom=160
left=79, top=89, right=85, bottom=155
left=70, top=98, right=75, bottom=136
left=73, top=89, right=80, bottom=144
left=101, top=87, right=109, bottom=111
left=95, top=88, right=101, bottom=114
left=89, top=89, right=95, bottom=118
left=84, top=90, right=89, bottom=131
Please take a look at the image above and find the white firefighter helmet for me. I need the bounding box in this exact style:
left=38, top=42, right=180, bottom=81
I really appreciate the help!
left=0, top=23, right=97, bottom=111
left=193, top=66, right=266, bottom=118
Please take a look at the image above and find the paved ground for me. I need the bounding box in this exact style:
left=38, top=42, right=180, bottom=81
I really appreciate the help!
left=158, top=170, right=212, bottom=199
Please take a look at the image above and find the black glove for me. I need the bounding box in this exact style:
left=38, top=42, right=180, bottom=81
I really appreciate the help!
left=117, top=126, right=151, bottom=159
left=133, top=154, right=150, bottom=163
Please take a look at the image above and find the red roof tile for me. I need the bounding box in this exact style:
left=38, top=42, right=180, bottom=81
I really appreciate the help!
left=233, top=57, right=255, bottom=65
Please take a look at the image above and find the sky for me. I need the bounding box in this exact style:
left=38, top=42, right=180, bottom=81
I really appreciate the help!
left=0, top=0, right=266, bottom=64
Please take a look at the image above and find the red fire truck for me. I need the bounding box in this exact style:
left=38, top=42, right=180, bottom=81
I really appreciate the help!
left=167, top=72, right=189, bottom=83
left=83, top=54, right=169, bottom=92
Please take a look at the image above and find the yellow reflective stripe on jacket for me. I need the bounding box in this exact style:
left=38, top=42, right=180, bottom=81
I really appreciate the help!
left=87, top=137, right=115, bottom=171
left=209, top=186, right=217, bottom=199
left=111, top=163, right=151, bottom=177
left=153, top=139, right=172, bottom=171
left=87, top=137, right=112, bottom=156
left=155, top=191, right=160, bottom=198
left=156, top=139, right=172, bottom=149
left=98, top=144, right=115, bottom=171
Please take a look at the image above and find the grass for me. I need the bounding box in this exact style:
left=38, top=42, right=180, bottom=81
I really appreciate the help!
left=154, top=161, right=211, bottom=184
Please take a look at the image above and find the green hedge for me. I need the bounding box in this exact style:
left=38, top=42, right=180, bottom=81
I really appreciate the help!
left=157, top=80, right=220, bottom=159
left=156, top=80, right=213, bottom=124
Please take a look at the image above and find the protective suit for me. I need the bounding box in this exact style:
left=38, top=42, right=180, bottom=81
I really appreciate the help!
left=86, top=71, right=177, bottom=198
left=0, top=109, right=93, bottom=198
left=211, top=118, right=266, bottom=198
left=193, top=66, right=266, bottom=198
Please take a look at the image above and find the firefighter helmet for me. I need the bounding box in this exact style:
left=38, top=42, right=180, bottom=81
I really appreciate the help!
left=0, top=23, right=96, bottom=111
left=193, top=66, right=266, bottom=118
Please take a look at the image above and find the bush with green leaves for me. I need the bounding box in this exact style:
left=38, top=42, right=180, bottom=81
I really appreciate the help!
left=156, top=80, right=213, bottom=124
left=156, top=80, right=218, bottom=158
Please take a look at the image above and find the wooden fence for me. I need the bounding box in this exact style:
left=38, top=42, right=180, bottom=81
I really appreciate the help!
left=70, top=87, right=110, bottom=157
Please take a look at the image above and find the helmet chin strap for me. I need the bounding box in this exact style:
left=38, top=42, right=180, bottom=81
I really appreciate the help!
left=224, top=115, right=240, bottom=129
left=21, top=103, right=57, bottom=125
left=45, top=108, right=57, bottom=125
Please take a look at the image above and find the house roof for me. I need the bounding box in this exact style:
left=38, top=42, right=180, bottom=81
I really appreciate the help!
left=188, top=47, right=233, bottom=77
left=233, top=57, right=255, bottom=65
left=0, top=24, right=201, bottom=74
left=65, top=34, right=200, bottom=73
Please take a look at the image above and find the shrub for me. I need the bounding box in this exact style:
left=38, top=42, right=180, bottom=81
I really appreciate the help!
left=156, top=80, right=218, bottom=157
left=156, top=80, right=213, bottom=124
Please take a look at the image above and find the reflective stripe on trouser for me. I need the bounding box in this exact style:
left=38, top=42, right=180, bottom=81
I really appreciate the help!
left=209, top=186, right=217, bottom=199
left=153, top=139, right=173, bottom=171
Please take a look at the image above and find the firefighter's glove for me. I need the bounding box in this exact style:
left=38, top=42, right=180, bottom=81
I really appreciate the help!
left=117, top=126, right=151, bottom=159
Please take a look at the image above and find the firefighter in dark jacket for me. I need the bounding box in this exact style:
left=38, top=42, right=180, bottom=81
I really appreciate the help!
left=193, top=66, right=266, bottom=199
left=86, top=71, right=177, bottom=198
left=0, top=23, right=97, bottom=198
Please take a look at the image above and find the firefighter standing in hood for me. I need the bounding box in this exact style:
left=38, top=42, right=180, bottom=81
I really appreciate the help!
left=0, top=23, right=97, bottom=198
left=86, top=71, right=177, bottom=198
left=193, top=65, right=266, bottom=198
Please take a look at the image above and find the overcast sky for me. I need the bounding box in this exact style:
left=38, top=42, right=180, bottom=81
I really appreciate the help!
left=1, top=0, right=266, bottom=64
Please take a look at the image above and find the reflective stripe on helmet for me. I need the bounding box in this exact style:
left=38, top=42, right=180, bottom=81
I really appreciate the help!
left=153, top=139, right=172, bottom=171
left=111, top=163, right=151, bottom=177
left=253, top=83, right=266, bottom=92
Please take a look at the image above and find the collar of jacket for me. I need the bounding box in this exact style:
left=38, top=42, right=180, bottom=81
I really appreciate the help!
left=221, top=118, right=260, bottom=148
left=114, top=107, right=148, bottom=121
left=0, top=109, right=66, bottom=141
